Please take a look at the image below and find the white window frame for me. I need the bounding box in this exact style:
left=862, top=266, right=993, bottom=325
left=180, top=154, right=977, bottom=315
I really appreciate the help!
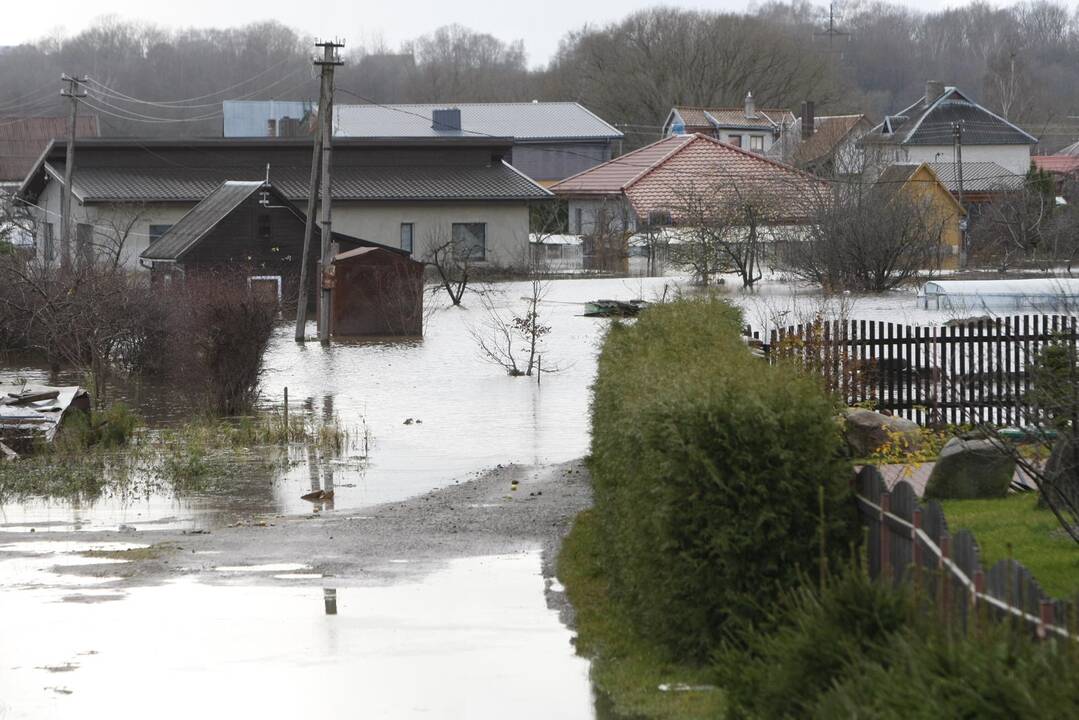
left=248, top=275, right=283, bottom=302
left=749, top=135, right=764, bottom=151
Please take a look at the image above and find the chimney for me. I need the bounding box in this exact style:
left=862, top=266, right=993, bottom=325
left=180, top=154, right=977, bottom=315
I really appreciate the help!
left=744, top=91, right=756, bottom=119
left=801, top=101, right=815, bottom=141
left=432, top=108, right=462, bottom=132
left=925, top=80, right=945, bottom=105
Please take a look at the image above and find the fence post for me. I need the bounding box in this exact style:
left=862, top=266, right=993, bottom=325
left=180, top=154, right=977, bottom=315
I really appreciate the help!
left=973, top=568, right=986, bottom=634
left=283, top=386, right=289, bottom=437
left=1038, top=599, right=1054, bottom=641
left=880, top=491, right=892, bottom=584
left=939, top=533, right=952, bottom=625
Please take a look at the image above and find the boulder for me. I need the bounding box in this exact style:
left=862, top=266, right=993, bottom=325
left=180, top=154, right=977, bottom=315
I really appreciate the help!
left=1039, top=434, right=1079, bottom=510
left=924, top=437, right=1015, bottom=500
left=842, top=408, right=923, bottom=457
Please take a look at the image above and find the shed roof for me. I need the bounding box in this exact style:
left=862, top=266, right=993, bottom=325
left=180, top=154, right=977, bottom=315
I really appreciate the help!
left=923, top=161, right=1025, bottom=193
left=141, top=181, right=263, bottom=261
left=864, top=87, right=1037, bottom=146
left=1059, top=139, right=1079, bottom=156
left=667, top=106, right=796, bottom=133
left=1034, top=155, right=1079, bottom=175
left=333, top=102, right=622, bottom=141
left=790, top=114, right=872, bottom=166
left=923, top=278, right=1079, bottom=298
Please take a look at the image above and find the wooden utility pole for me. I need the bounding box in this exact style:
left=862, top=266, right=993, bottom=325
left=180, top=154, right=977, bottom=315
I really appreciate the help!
left=315, top=41, right=344, bottom=345
left=59, top=74, right=86, bottom=271
left=293, top=67, right=326, bottom=341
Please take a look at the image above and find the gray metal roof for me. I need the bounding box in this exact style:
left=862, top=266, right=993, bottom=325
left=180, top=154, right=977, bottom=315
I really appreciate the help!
left=141, top=181, right=262, bottom=261
left=57, top=161, right=551, bottom=204
left=864, top=88, right=1037, bottom=147
left=924, top=162, right=1026, bottom=193
left=333, top=102, right=623, bottom=142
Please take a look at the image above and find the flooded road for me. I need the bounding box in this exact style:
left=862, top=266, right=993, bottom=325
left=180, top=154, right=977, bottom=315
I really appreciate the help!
left=0, top=546, right=594, bottom=719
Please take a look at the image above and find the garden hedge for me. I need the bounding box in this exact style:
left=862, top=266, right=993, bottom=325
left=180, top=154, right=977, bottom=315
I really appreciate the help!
left=589, top=298, right=855, bottom=660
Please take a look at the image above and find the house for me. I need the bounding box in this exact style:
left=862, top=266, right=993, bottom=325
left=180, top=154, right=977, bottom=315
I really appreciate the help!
left=767, top=102, right=873, bottom=176
left=662, top=94, right=796, bottom=154
left=224, top=100, right=624, bottom=186
left=860, top=81, right=1037, bottom=176
left=550, top=133, right=826, bottom=270
left=0, top=116, right=99, bottom=192
left=139, top=180, right=401, bottom=308
left=16, top=137, right=551, bottom=269
left=874, top=163, right=965, bottom=266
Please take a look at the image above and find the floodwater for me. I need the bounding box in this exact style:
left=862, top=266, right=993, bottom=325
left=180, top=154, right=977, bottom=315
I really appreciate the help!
left=0, top=274, right=962, bottom=530
left=0, top=544, right=595, bottom=719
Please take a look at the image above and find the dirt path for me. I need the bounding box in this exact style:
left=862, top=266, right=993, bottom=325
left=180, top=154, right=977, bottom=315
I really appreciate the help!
left=2, top=460, right=593, bottom=593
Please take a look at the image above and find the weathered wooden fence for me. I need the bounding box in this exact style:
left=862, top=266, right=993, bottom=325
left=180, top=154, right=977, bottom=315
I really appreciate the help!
left=745, top=315, right=1079, bottom=426
left=856, top=465, right=1076, bottom=640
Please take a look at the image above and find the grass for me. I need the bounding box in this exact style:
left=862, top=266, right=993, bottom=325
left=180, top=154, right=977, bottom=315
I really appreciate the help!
left=82, top=543, right=179, bottom=561
left=557, top=510, right=726, bottom=720
left=940, top=493, right=1079, bottom=599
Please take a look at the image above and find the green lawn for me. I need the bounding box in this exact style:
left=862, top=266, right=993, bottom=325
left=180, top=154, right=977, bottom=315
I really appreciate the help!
left=557, top=510, right=726, bottom=720
left=940, top=493, right=1079, bottom=599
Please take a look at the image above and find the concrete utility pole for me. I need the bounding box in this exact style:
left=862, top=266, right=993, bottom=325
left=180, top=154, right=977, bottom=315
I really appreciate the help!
left=59, top=74, right=87, bottom=271
left=294, top=70, right=327, bottom=341
left=953, top=121, right=967, bottom=267
left=315, top=40, right=344, bottom=346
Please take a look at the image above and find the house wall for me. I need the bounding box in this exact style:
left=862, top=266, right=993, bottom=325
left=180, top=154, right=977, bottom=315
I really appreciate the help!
left=330, top=201, right=532, bottom=267
left=901, top=144, right=1031, bottom=175
left=565, top=196, right=637, bottom=236
left=713, top=127, right=779, bottom=154
left=510, top=142, right=614, bottom=184
left=905, top=166, right=963, bottom=267
left=29, top=181, right=533, bottom=270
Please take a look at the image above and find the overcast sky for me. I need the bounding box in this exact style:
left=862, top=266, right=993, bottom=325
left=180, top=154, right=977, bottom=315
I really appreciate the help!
left=2, top=0, right=1000, bottom=67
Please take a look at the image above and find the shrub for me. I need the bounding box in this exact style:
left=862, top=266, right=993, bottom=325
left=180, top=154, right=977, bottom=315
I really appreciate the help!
left=589, top=298, right=855, bottom=661
left=813, top=621, right=1079, bottom=719
left=55, top=402, right=139, bottom=451
left=717, top=569, right=917, bottom=720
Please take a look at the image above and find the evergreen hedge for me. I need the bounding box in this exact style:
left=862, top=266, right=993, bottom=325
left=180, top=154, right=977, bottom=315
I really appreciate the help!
left=589, top=298, right=855, bottom=660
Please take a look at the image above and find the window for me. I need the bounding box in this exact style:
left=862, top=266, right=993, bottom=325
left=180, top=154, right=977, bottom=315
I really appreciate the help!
left=545, top=243, right=562, bottom=260
left=42, top=223, right=54, bottom=263
left=256, top=214, right=272, bottom=240
left=749, top=135, right=764, bottom=152
left=728, top=134, right=742, bottom=147
left=574, top=207, right=583, bottom=234
left=647, top=209, right=672, bottom=227
left=76, top=223, right=93, bottom=265
left=149, top=224, right=172, bottom=243
left=451, top=223, right=486, bottom=261
left=400, top=222, right=414, bottom=254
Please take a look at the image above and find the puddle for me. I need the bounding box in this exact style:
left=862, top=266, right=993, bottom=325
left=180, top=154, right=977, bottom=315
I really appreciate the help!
left=0, top=540, right=145, bottom=589
left=215, top=563, right=310, bottom=573
left=0, top=551, right=595, bottom=719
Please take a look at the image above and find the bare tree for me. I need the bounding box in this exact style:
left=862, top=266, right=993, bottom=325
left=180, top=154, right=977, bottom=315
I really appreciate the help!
left=780, top=178, right=946, bottom=293
left=968, top=169, right=1060, bottom=272
left=424, top=226, right=472, bottom=307
left=470, top=273, right=552, bottom=377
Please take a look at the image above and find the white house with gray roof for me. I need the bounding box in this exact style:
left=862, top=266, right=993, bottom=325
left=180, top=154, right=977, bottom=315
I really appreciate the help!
left=861, top=81, right=1038, bottom=176
left=223, top=101, right=623, bottom=187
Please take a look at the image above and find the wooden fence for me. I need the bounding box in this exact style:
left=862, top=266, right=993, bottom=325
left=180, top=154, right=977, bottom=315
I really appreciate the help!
left=856, top=465, right=1076, bottom=640
left=745, top=314, right=1079, bottom=426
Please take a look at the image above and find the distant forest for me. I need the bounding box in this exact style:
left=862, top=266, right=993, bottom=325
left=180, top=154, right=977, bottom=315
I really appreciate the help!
left=1, top=1, right=1077, bottom=151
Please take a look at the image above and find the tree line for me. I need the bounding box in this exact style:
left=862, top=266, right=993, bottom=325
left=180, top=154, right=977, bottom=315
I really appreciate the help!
left=1, top=2, right=1077, bottom=148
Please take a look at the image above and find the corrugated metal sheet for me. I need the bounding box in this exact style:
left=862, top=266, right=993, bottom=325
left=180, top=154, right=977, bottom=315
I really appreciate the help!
left=223, top=100, right=315, bottom=137
left=0, top=116, right=99, bottom=182
left=141, top=181, right=262, bottom=261
left=923, top=161, right=1025, bottom=192
left=333, top=102, right=622, bottom=141
left=61, top=161, right=551, bottom=203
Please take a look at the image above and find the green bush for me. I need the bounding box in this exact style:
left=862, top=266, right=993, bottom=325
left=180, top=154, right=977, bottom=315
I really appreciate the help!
left=813, top=621, right=1079, bottom=719
left=717, top=569, right=917, bottom=720
left=56, top=402, right=138, bottom=451
left=590, top=298, right=855, bottom=660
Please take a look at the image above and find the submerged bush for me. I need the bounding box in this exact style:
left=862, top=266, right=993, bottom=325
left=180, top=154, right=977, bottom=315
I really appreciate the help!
left=55, top=402, right=139, bottom=451
left=589, top=298, right=855, bottom=661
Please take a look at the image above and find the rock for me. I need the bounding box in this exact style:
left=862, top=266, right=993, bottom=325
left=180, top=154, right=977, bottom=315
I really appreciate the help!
left=1040, top=434, right=1079, bottom=510
left=841, top=408, right=923, bottom=457
left=118, top=524, right=137, bottom=533
left=924, top=437, right=1015, bottom=499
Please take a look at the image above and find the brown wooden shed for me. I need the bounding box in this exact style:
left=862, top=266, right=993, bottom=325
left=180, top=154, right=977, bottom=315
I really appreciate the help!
left=331, top=246, right=425, bottom=337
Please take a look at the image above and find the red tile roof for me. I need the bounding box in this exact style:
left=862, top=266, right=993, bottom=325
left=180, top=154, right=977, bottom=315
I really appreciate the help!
left=1033, top=155, right=1079, bottom=175
left=0, top=116, right=100, bottom=182
left=551, top=133, right=827, bottom=222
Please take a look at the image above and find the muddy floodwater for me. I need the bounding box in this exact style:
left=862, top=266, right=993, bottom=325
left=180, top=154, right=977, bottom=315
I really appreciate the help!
left=0, top=545, right=593, bottom=719
left=0, top=274, right=944, bottom=531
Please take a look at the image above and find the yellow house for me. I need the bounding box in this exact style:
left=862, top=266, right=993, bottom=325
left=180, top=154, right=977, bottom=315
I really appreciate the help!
left=875, top=163, right=965, bottom=269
